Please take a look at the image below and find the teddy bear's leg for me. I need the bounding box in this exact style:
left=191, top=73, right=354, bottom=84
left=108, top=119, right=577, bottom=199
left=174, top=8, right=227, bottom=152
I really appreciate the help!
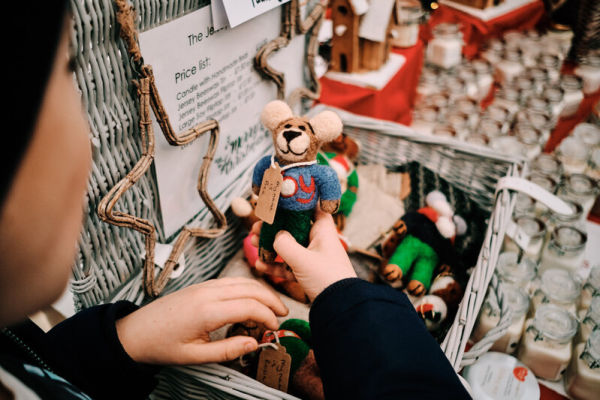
left=258, top=218, right=282, bottom=263
left=281, top=209, right=313, bottom=248
left=381, top=234, right=422, bottom=282
left=407, top=245, right=439, bottom=296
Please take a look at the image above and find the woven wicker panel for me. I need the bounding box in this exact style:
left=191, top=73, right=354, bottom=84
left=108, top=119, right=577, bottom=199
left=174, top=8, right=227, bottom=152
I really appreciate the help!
left=69, top=0, right=264, bottom=309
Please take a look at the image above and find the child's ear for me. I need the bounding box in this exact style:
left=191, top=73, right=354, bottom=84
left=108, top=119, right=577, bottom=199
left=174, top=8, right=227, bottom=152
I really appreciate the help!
left=261, top=100, right=294, bottom=131
left=309, top=110, right=343, bottom=143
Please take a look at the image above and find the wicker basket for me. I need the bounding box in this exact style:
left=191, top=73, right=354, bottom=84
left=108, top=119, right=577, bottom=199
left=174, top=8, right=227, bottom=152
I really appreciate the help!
left=68, top=1, right=571, bottom=398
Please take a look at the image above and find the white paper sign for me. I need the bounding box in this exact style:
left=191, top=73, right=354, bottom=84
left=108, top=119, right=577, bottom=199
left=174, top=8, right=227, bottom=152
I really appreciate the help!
left=138, top=5, right=304, bottom=237
left=220, top=0, right=291, bottom=28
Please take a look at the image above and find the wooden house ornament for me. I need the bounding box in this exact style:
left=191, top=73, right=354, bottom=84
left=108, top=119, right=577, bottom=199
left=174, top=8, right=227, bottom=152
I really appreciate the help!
left=330, top=0, right=399, bottom=73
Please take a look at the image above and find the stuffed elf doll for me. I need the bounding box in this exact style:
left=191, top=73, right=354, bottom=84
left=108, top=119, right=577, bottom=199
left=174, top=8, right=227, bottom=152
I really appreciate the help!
left=380, top=191, right=466, bottom=296
left=253, top=101, right=342, bottom=263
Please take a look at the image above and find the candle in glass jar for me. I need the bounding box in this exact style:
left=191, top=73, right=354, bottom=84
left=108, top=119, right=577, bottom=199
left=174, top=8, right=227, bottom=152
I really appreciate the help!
left=531, top=268, right=581, bottom=315
left=518, top=304, right=578, bottom=381
left=558, top=173, right=598, bottom=217
left=540, top=226, right=587, bottom=274
left=580, top=266, right=600, bottom=311
left=531, top=153, right=562, bottom=176
left=426, top=23, right=463, bottom=69
left=503, top=215, right=546, bottom=261
left=577, top=296, right=600, bottom=345
left=496, top=252, right=537, bottom=293
left=560, top=75, right=584, bottom=118
left=565, top=329, right=600, bottom=400
left=574, top=55, right=600, bottom=95
left=558, top=137, right=590, bottom=175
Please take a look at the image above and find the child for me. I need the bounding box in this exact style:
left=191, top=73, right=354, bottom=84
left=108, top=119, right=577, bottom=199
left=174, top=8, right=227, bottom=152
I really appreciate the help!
left=0, top=2, right=470, bottom=399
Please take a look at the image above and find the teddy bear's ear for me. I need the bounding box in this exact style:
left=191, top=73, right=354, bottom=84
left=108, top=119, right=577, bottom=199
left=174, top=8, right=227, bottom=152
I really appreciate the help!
left=261, top=100, right=294, bottom=132
left=309, top=110, right=343, bottom=143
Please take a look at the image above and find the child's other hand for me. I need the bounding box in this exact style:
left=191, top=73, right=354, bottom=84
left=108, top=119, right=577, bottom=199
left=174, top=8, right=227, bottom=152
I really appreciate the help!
left=253, top=208, right=356, bottom=302
left=115, top=277, right=288, bottom=365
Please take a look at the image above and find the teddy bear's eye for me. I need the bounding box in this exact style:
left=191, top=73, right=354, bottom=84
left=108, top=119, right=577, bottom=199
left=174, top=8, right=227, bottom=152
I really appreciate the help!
left=284, top=124, right=292, bottom=129
left=299, top=126, right=306, bottom=131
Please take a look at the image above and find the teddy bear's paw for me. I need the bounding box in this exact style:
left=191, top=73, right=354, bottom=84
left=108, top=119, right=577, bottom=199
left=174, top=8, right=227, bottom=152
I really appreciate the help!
left=407, top=280, right=426, bottom=297
left=380, top=263, right=403, bottom=282
left=320, top=199, right=340, bottom=214
left=259, top=248, right=277, bottom=263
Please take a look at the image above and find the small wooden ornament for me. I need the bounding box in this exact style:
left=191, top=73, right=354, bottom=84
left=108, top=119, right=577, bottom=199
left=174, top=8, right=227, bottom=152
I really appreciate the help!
left=255, top=164, right=283, bottom=224
left=256, top=344, right=292, bottom=392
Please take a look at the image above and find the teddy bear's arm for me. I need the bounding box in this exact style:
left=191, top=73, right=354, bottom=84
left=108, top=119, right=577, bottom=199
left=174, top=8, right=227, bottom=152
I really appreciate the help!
left=251, top=155, right=272, bottom=195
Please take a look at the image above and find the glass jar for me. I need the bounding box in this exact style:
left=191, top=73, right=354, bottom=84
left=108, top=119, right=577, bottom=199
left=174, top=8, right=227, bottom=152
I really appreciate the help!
left=494, top=87, right=521, bottom=118
left=426, top=23, right=463, bottom=69
left=424, top=92, right=450, bottom=110
left=581, top=266, right=600, bottom=311
left=457, top=68, right=479, bottom=100
left=481, top=38, right=504, bottom=65
left=497, top=49, right=525, bottom=83
left=518, top=110, right=553, bottom=142
left=528, top=67, right=550, bottom=95
left=490, top=136, right=522, bottom=156
left=455, top=98, right=479, bottom=128
left=546, top=24, right=574, bottom=58
left=496, top=252, right=537, bottom=293
left=416, top=69, right=440, bottom=102
left=514, top=193, right=536, bottom=216
left=472, top=284, right=530, bottom=354
left=573, top=123, right=600, bottom=149
left=432, top=125, right=456, bottom=138
left=560, top=75, right=585, bottom=118
left=538, top=54, right=562, bottom=83
left=531, top=268, right=581, bottom=315
left=514, top=123, right=542, bottom=161
left=484, top=104, right=511, bottom=134
left=504, top=215, right=546, bottom=261
left=444, top=76, right=468, bottom=101
left=543, top=199, right=584, bottom=236
left=411, top=106, right=439, bottom=135
left=578, top=296, right=600, bottom=344
left=531, top=153, right=562, bottom=176
left=574, top=54, right=600, bottom=95
left=518, top=304, right=578, bottom=381
left=446, top=112, right=471, bottom=140
left=472, top=59, right=493, bottom=100
left=391, top=0, right=424, bottom=48
left=558, top=137, right=590, bottom=175
left=543, top=85, right=566, bottom=120
left=558, top=173, right=598, bottom=217
left=565, top=329, right=600, bottom=400
left=540, top=226, right=587, bottom=274
left=477, top=116, right=504, bottom=139
left=515, top=76, right=535, bottom=105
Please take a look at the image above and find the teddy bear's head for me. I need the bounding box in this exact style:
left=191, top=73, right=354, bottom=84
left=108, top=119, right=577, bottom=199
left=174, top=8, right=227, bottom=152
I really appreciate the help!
left=261, top=100, right=343, bottom=164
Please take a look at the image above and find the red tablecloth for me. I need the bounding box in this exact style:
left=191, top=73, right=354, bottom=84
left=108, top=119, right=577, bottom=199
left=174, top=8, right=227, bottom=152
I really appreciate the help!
left=318, top=40, right=424, bottom=125
left=424, top=1, right=547, bottom=59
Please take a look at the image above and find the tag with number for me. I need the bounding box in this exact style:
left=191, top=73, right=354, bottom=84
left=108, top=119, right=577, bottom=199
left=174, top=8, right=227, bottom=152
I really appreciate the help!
left=255, top=164, right=282, bottom=225
left=256, top=344, right=291, bottom=392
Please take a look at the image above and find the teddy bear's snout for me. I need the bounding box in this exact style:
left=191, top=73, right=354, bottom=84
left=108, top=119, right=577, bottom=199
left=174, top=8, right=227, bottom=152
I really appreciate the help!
left=283, top=130, right=302, bottom=142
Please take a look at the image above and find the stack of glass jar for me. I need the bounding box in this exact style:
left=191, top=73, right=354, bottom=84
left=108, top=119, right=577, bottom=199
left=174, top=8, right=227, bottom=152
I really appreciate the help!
left=415, top=28, right=600, bottom=164
left=471, top=262, right=600, bottom=398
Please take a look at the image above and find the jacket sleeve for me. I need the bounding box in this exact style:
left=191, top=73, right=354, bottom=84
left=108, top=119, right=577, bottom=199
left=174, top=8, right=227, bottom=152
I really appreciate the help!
left=309, top=278, right=471, bottom=400
left=40, top=301, right=160, bottom=399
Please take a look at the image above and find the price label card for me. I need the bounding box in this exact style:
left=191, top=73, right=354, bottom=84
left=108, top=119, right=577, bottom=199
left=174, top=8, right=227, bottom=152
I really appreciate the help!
left=256, top=344, right=291, bottom=392
left=138, top=5, right=304, bottom=237
left=218, top=0, right=291, bottom=28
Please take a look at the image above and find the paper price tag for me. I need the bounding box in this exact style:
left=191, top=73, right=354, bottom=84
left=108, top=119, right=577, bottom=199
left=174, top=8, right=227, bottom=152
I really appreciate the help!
left=255, top=164, right=282, bottom=224
left=505, top=220, right=531, bottom=250
left=256, top=344, right=291, bottom=392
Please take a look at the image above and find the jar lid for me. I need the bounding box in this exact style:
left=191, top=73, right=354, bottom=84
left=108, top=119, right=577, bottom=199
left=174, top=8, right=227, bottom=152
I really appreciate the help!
left=515, top=193, right=535, bottom=214
left=462, top=352, right=539, bottom=400
left=561, top=75, right=583, bottom=91
left=478, top=117, right=503, bottom=137
left=573, top=123, right=600, bottom=147
left=503, top=284, right=530, bottom=318
left=497, top=252, right=537, bottom=285
left=532, top=304, right=578, bottom=342
left=497, top=87, right=520, bottom=102
left=528, top=67, right=548, bottom=82
left=559, top=137, right=589, bottom=160
left=515, top=215, right=546, bottom=239
left=515, top=124, right=541, bottom=146
left=543, top=86, right=564, bottom=103
left=532, top=154, right=562, bottom=175
left=548, top=199, right=583, bottom=222
left=515, top=76, right=533, bottom=91
left=526, top=96, right=551, bottom=114
left=564, top=174, right=597, bottom=196
left=527, top=111, right=552, bottom=131
left=539, top=54, right=560, bottom=69
left=540, top=268, right=582, bottom=304
left=528, top=172, right=557, bottom=193
left=551, top=225, right=587, bottom=252
left=433, top=23, right=461, bottom=37
left=486, top=104, right=510, bottom=121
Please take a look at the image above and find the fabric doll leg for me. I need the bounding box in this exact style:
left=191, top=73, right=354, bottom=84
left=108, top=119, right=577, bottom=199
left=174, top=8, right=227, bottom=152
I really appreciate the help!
left=259, top=214, right=284, bottom=252
left=410, top=245, right=439, bottom=291
left=387, top=234, right=423, bottom=278
left=281, top=209, right=313, bottom=247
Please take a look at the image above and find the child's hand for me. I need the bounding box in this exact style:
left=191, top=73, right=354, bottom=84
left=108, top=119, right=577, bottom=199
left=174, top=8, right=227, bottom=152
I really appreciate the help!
left=253, top=208, right=356, bottom=302
left=115, top=277, right=288, bottom=365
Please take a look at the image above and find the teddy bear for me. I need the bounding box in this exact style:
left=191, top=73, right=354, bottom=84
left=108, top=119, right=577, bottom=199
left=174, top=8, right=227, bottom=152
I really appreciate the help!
left=378, top=191, right=466, bottom=297
left=253, top=101, right=342, bottom=263
left=316, top=133, right=360, bottom=231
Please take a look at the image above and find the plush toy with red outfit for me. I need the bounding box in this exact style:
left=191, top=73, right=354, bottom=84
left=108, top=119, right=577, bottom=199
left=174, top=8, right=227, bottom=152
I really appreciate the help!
left=379, top=191, right=466, bottom=296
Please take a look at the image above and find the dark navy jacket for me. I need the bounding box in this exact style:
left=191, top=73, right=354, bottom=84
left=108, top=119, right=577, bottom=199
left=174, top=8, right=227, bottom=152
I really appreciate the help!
left=1, top=279, right=471, bottom=399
